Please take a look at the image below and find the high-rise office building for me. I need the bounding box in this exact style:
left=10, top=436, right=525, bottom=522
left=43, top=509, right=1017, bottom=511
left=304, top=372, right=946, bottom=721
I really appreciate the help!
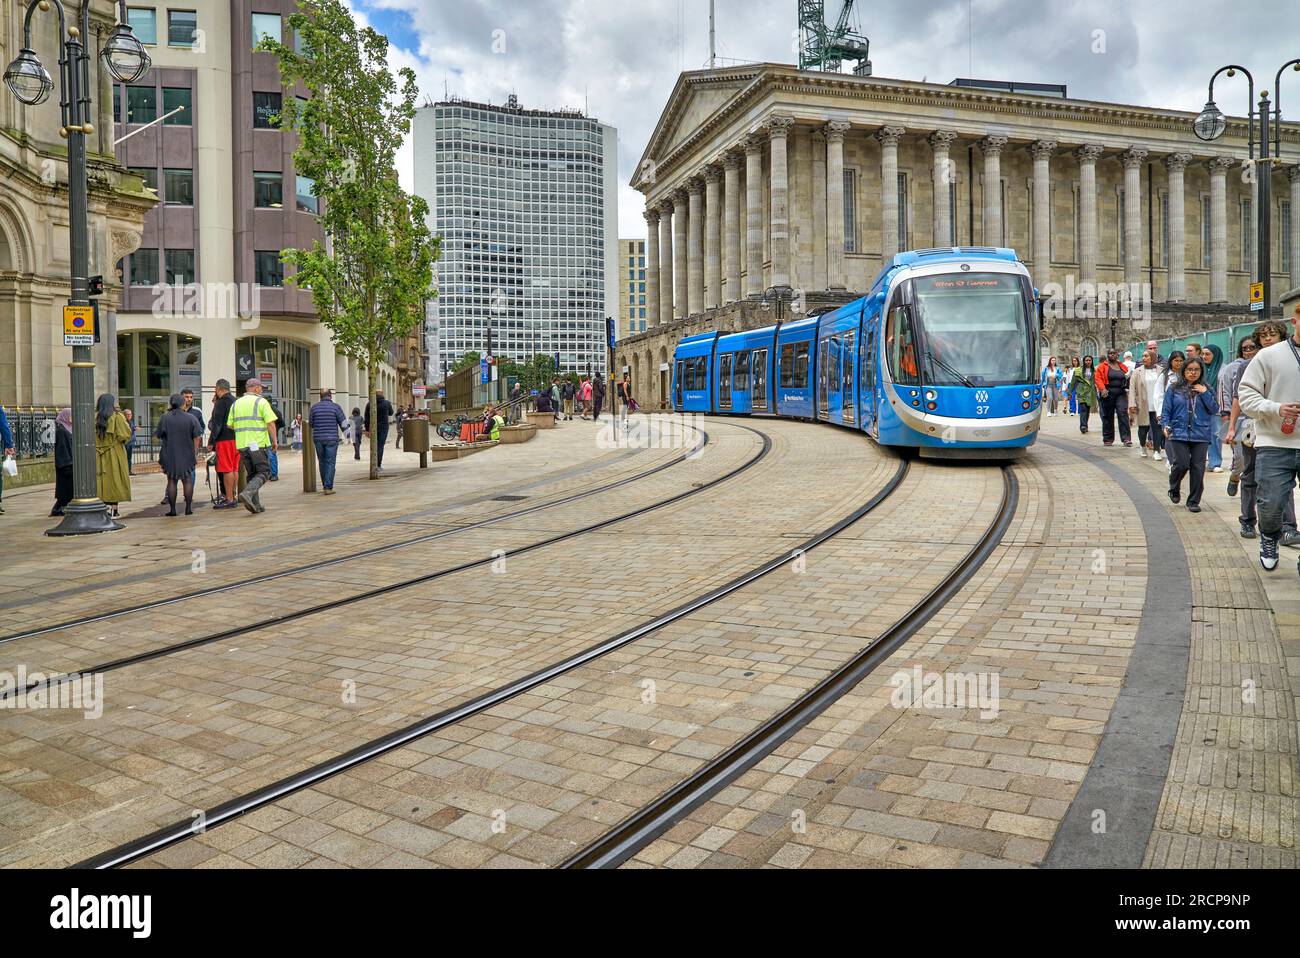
left=413, top=96, right=619, bottom=379
left=618, top=239, right=648, bottom=340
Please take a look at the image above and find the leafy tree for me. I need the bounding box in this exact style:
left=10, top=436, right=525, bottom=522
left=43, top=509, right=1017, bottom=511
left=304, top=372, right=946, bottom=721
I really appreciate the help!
left=262, top=0, right=437, bottom=479
left=452, top=351, right=481, bottom=374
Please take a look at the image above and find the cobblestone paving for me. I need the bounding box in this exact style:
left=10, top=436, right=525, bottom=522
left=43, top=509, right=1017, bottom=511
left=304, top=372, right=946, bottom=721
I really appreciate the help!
left=0, top=417, right=697, bottom=630
left=0, top=417, right=892, bottom=867
left=130, top=456, right=1005, bottom=868
left=1042, top=418, right=1297, bottom=868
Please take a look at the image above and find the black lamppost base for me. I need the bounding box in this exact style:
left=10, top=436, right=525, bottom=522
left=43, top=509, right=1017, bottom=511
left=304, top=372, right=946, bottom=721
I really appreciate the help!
left=46, top=502, right=124, bottom=537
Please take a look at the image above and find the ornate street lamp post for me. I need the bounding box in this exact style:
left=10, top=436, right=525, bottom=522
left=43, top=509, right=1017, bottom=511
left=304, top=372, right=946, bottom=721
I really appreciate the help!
left=1193, top=60, right=1300, bottom=320
left=3, top=0, right=149, bottom=535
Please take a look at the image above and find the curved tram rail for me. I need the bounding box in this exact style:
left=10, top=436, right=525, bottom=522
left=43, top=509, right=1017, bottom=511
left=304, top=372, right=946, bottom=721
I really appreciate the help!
left=1, top=419, right=711, bottom=646
left=75, top=455, right=912, bottom=869
left=561, top=466, right=1018, bottom=869
left=4, top=423, right=772, bottom=705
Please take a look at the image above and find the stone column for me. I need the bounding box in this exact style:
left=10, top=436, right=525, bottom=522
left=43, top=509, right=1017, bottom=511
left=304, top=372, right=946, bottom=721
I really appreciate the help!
left=810, top=131, right=828, bottom=291
left=704, top=165, right=722, bottom=309
left=723, top=151, right=742, bottom=303
left=745, top=133, right=764, bottom=296
left=877, top=126, right=906, bottom=259
left=672, top=189, right=688, bottom=319
left=1209, top=156, right=1232, bottom=303
left=1290, top=166, right=1300, bottom=291
left=1164, top=153, right=1191, bottom=302
left=1030, top=140, right=1056, bottom=289
left=981, top=135, right=1008, bottom=246
left=687, top=177, right=705, bottom=316
left=644, top=206, right=661, bottom=325
left=658, top=200, right=675, bottom=323
left=1121, top=147, right=1148, bottom=287
left=930, top=130, right=958, bottom=248
left=826, top=120, right=850, bottom=289
left=768, top=114, right=795, bottom=288
left=1077, top=145, right=1103, bottom=286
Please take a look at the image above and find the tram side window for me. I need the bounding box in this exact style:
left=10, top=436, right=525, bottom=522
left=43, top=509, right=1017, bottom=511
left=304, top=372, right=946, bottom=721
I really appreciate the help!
left=694, top=357, right=707, bottom=388
left=843, top=331, right=855, bottom=393
left=780, top=342, right=810, bottom=388
left=827, top=338, right=841, bottom=394
left=887, top=305, right=921, bottom=386
left=719, top=353, right=733, bottom=404
left=683, top=359, right=694, bottom=391
left=752, top=349, right=767, bottom=404
left=734, top=351, right=750, bottom=393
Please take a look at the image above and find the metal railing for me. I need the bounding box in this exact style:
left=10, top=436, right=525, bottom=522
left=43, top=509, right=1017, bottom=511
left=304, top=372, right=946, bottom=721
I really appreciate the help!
left=5, top=406, right=58, bottom=460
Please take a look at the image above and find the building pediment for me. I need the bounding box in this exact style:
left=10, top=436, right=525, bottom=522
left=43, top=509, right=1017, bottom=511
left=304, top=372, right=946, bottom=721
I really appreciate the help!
left=634, top=66, right=766, bottom=191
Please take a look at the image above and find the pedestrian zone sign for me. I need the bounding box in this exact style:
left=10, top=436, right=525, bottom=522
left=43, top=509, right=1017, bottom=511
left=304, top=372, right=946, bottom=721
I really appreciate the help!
left=63, top=305, right=94, bottom=345
left=1249, top=282, right=1264, bottom=311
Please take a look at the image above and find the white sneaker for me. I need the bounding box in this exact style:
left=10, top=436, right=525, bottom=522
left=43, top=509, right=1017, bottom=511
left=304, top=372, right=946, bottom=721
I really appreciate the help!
left=1153, top=451, right=1162, bottom=461
left=1212, top=466, right=1223, bottom=473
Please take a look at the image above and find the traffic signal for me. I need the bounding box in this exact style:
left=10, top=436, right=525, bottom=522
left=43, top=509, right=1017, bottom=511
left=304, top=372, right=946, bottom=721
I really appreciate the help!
left=88, top=274, right=104, bottom=296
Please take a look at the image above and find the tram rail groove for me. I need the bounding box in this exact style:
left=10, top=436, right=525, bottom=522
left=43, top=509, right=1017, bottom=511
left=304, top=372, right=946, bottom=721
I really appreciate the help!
left=560, top=465, right=1018, bottom=870
left=4, top=425, right=764, bottom=704
left=0, top=420, right=709, bottom=646
left=73, top=455, right=910, bottom=869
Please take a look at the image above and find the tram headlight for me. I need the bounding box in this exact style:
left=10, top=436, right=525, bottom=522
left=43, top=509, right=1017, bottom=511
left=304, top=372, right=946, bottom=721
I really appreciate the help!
left=925, top=390, right=936, bottom=402
left=1021, top=389, right=1030, bottom=398
left=1022, top=401, right=1030, bottom=409
left=927, top=402, right=937, bottom=410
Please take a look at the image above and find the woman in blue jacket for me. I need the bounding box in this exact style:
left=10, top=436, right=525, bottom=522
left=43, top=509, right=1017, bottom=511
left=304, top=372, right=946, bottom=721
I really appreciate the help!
left=1161, top=357, right=1218, bottom=512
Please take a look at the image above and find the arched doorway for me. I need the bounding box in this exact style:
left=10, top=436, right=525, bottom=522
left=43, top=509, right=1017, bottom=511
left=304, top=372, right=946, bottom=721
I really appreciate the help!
left=1080, top=337, right=1101, bottom=363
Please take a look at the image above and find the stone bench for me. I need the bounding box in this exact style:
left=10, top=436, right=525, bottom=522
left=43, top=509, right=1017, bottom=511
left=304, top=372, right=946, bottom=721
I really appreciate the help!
left=499, top=423, right=537, bottom=444
left=527, top=412, right=558, bottom=429
left=428, top=439, right=499, bottom=461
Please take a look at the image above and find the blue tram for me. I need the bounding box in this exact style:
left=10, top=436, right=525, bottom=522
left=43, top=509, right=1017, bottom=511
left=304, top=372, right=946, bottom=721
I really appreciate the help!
left=671, top=247, right=1043, bottom=458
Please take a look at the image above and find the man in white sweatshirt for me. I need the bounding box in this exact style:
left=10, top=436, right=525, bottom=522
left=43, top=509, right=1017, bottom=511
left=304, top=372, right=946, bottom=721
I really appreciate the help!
left=1238, top=303, right=1300, bottom=574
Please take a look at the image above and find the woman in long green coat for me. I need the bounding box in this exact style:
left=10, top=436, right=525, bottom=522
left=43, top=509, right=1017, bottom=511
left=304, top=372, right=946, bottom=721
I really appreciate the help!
left=1068, top=356, right=1099, bottom=435
left=95, top=393, right=132, bottom=516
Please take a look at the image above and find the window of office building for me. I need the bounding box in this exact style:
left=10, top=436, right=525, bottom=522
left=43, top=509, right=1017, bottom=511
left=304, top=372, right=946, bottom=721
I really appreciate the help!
left=254, top=171, right=283, bottom=208
left=127, top=7, right=156, bottom=44
left=166, top=249, right=195, bottom=285
left=168, top=10, right=197, bottom=46
left=253, top=92, right=282, bottom=129
left=130, top=248, right=159, bottom=286
left=255, top=250, right=284, bottom=287
left=164, top=168, right=192, bottom=206
left=1201, top=196, right=1212, bottom=268
left=125, top=85, right=157, bottom=123
left=251, top=12, right=281, bottom=47
left=162, top=87, right=191, bottom=124
left=295, top=175, right=318, bottom=214
left=129, top=166, right=158, bottom=192
left=896, top=172, right=907, bottom=250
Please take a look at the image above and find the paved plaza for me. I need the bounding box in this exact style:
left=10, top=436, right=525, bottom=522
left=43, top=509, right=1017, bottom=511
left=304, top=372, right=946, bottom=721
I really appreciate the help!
left=0, top=412, right=1294, bottom=869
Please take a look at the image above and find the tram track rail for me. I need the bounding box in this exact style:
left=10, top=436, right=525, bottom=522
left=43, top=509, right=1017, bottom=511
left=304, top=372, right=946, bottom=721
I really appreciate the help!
left=0, top=420, right=710, bottom=645
left=560, top=465, right=1018, bottom=869
left=3, top=423, right=766, bottom=704
left=73, top=453, right=912, bottom=869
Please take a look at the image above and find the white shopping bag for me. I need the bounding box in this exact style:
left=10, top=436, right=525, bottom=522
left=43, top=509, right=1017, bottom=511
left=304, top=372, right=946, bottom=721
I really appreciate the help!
left=2, top=456, right=16, bottom=477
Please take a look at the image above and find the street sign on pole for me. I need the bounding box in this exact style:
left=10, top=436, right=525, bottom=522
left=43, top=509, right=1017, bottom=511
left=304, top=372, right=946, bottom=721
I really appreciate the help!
left=1250, top=282, right=1265, bottom=311
left=62, top=304, right=94, bottom=346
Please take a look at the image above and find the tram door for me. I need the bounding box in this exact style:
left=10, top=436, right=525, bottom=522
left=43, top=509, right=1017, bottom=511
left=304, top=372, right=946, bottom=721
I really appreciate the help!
left=861, top=328, right=877, bottom=433
left=841, top=331, right=856, bottom=424
left=752, top=348, right=769, bottom=411
left=817, top=338, right=830, bottom=420
left=718, top=353, right=733, bottom=410
left=674, top=360, right=684, bottom=407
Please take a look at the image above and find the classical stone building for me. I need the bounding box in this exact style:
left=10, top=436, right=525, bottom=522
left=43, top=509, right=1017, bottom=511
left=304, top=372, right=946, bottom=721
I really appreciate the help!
left=0, top=0, right=153, bottom=410
left=616, top=63, right=1300, bottom=409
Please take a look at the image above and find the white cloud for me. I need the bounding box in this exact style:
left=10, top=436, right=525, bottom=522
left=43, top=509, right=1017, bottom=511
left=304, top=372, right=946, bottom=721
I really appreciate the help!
left=353, top=0, right=1300, bottom=241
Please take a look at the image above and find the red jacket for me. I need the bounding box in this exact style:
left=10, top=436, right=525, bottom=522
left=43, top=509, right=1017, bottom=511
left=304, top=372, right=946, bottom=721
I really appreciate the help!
left=1094, top=361, right=1129, bottom=393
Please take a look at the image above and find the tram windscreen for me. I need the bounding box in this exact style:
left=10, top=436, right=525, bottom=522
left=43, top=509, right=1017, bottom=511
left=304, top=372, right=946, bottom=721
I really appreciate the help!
left=913, top=273, right=1033, bottom=386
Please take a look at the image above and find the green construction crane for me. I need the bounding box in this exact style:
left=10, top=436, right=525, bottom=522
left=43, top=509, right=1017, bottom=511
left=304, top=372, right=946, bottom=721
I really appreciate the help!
left=798, top=0, right=871, bottom=74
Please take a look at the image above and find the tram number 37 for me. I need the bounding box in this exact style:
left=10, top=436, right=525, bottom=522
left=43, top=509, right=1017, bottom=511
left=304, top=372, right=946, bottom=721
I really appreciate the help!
left=976, top=405, right=990, bottom=416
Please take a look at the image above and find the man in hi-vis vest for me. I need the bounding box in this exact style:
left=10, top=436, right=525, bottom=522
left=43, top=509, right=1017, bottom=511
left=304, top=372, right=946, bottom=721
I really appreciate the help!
left=231, top=378, right=278, bottom=514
